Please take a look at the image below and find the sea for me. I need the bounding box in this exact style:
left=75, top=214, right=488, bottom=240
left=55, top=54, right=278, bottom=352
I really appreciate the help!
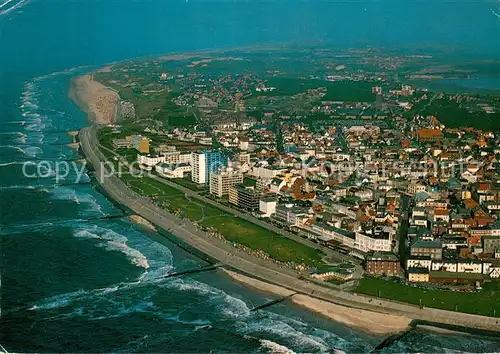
left=1, top=1, right=500, bottom=353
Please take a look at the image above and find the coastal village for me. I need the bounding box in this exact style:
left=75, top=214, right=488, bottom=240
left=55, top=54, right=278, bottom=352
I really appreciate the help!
left=78, top=49, right=500, bottom=318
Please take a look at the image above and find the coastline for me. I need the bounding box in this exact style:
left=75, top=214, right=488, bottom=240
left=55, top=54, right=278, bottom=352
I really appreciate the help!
left=129, top=214, right=157, bottom=232
left=221, top=268, right=411, bottom=335
left=73, top=67, right=500, bottom=336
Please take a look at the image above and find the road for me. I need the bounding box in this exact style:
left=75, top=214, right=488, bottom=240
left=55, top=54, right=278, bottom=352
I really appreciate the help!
left=398, top=195, right=410, bottom=270
left=79, top=125, right=500, bottom=333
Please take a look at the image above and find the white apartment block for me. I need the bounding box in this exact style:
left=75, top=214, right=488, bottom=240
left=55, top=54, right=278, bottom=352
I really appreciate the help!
left=161, top=151, right=181, bottom=164
left=251, top=165, right=287, bottom=180
left=259, top=197, right=277, bottom=217
left=155, top=163, right=191, bottom=179
left=354, top=232, right=391, bottom=253
left=209, top=168, right=244, bottom=198
left=191, top=152, right=206, bottom=184
left=137, top=154, right=165, bottom=167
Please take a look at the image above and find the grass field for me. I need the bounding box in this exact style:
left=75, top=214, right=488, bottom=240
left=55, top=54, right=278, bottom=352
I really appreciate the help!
left=119, top=175, right=324, bottom=266
left=170, top=177, right=209, bottom=192
left=355, top=276, right=500, bottom=317
left=264, top=77, right=375, bottom=102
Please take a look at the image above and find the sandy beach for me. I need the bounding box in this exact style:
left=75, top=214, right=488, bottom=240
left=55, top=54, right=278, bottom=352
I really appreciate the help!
left=221, top=269, right=411, bottom=335
left=69, top=74, right=119, bottom=124
left=129, top=215, right=157, bottom=232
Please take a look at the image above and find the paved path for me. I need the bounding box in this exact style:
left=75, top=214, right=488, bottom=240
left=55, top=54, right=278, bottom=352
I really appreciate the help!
left=80, top=125, right=500, bottom=333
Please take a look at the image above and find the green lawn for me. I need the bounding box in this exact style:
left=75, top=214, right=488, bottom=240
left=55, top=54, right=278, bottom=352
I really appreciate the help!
left=263, top=77, right=375, bottom=102
left=170, top=177, right=208, bottom=192
left=355, top=277, right=500, bottom=317
left=118, top=175, right=324, bottom=266
left=201, top=215, right=323, bottom=265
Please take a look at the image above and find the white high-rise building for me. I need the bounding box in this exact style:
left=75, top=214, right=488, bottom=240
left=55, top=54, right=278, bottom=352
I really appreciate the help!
left=209, top=168, right=244, bottom=198
left=191, top=152, right=207, bottom=184
left=191, top=151, right=226, bottom=184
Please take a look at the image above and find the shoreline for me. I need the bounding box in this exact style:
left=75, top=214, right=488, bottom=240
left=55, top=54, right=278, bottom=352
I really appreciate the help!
left=69, top=74, right=119, bottom=124
left=221, top=268, right=411, bottom=336
left=129, top=214, right=157, bottom=232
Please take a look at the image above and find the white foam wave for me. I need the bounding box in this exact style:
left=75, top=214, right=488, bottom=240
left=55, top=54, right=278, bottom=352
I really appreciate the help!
left=33, top=65, right=92, bottom=82
left=161, top=278, right=251, bottom=318
left=23, top=145, right=42, bottom=157
left=260, top=339, right=296, bottom=354
left=24, top=123, right=46, bottom=132
left=220, top=294, right=252, bottom=318
left=0, top=145, right=24, bottom=154
left=243, top=318, right=329, bottom=353
left=51, top=187, right=105, bottom=215
left=0, top=184, right=49, bottom=191
left=74, top=228, right=150, bottom=269
left=29, top=283, right=155, bottom=321
left=3, top=120, right=25, bottom=125
left=0, top=131, right=24, bottom=135
left=0, top=161, right=22, bottom=167
left=0, top=144, right=43, bottom=157
left=14, top=133, right=27, bottom=144
left=0, top=0, right=15, bottom=9
left=0, top=0, right=28, bottom=16
left=30, top=290, right=89, bottom=310
left=160, top=313, right=211, bottom=326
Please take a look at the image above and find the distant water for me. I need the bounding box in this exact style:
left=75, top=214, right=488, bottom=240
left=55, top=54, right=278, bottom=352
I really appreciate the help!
left=1, top=1, right=500, bottom=352
left=434, top=77, right=500, bottom=92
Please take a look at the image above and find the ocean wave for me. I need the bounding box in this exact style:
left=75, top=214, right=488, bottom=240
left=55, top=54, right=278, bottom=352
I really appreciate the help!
left=0, top=145, right=25, bottom=154
left=159, top=312, right=212, bottom=326
left=74, top=227, right=150, bottom=269
left=219, top=293, right=252, bottom=318
left=2, top=120, right=25, bottom=125
left=0, top=131, right=24, bottom=135
left=0, top=184, right=38, bottom=190
left=33, top=65, right=92, bottom=82
left=24, top=123, right=47, bottom=132
left=242, top=317, right=330, bottom=353
left=161, top=277, right=252, bottom=319
left=260, top=339, right=296, bottom=354
left=0, top=0, right=15, bottom=9
left=50, top=187, right=105, bottom=214
left=0, top=0, right=29, bottom=16
left=14, top=133, right=27, bottom=144
left=24, top=145, right=43, bottom=157
left=29, top=283, right=156, bottom=322
left=30, top=289, right=90, bottom=311
left=0, top=161, right=23, bottom=167
left=0, top=144, right=43, bottom=157
left=88, top=300, right=155, bottom=321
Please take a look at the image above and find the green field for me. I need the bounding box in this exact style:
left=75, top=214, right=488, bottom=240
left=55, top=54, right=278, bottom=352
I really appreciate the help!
left=264, top=77, right=375, bottom=102
left=119, top=175, right=324, bottom=266
left=355, top=277, right=500, bottom=317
